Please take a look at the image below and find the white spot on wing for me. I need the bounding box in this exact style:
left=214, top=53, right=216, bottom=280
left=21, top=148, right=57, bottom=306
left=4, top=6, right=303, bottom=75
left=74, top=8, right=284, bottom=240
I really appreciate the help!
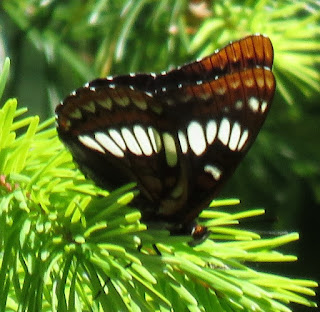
left=171, top=180, right=183, bottom=198
left=178, top=131, right=188, bottom=154
left=82, top=101, right=96, bottom=113
left=229, top=122, right=241, bottom=151
left=132, top=97, right=147, bottom=110
left=215, top=87, right=226, bottom=95
left=148, top=127, right=162, bottom=153
left=78, top=135, right=105, bottom=154
left=223, top=106, right=230, bottom=113
left=133, top=125, right=153, bottom=156
left=237, top=129, right=249, bottom=151
left=206, top=119, right=217, bottom=144
left=114, top=96, right=129, bottom=107
left=121, top=128, right=143, bottom=155
left=235, top=100, right=243, bottom=110
left=69, top=109, right=82, bottom=119
left=200, top=92, right=210, bottom=100
left=108, top=129, right=126, bottom=150
left=244, top=77, right=254, bottom=87
left=248, top=97, right=259, bottom=113
left=163, top=132, right=177, bottom=167
left=261, top=100, right=268, bottom=113
left=230, top=79, right=240, bottom=89
left=95, top=132, right=124, bottom=157
left=187, top=121, right=207, bottom=156
left=218, top=118, right=231, bottom=146
left=97, top=98, right=112, bottom=110
left=204, top=164, right=222, bottom=180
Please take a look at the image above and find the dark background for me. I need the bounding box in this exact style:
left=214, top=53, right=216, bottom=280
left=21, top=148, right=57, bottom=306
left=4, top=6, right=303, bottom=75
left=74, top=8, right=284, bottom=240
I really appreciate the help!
left=1, top=0, right=319, bottom=310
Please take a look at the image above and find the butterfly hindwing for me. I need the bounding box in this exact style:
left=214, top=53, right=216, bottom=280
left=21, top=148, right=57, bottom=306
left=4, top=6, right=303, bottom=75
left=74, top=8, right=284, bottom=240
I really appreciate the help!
left=153, top=67, right=275, bottom=224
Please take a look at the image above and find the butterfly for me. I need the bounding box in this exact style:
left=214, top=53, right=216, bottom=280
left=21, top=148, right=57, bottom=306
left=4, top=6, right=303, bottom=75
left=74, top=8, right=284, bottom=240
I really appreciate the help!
left=56, top=34, right=276, bottom=237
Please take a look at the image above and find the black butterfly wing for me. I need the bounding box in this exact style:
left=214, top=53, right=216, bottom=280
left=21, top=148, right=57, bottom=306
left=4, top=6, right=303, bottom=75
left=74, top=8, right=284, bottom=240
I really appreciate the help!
left=154, top=67, right=275, bottom=226
left=56, top=80, right=174, bottom=204
left=56, top=34, right=275, bottom=229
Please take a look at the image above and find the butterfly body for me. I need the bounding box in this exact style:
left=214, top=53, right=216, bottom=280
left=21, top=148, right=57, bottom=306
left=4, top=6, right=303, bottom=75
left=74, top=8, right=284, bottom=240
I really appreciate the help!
left=56, top=34, right=275, bottom=234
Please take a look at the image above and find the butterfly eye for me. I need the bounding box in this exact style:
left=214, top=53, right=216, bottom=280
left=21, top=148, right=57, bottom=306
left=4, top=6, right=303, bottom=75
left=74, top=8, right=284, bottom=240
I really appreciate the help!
left=56, top=34, right=276, bottom=236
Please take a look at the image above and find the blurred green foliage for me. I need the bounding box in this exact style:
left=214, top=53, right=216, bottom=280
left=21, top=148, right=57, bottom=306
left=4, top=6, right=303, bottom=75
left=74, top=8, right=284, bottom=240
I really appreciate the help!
left=0, top=0, right=319, bottom=309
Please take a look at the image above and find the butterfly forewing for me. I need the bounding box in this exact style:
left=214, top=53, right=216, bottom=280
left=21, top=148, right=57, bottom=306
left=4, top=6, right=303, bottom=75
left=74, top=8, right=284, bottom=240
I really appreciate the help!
left=56, top=34, right=275, bottom=232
